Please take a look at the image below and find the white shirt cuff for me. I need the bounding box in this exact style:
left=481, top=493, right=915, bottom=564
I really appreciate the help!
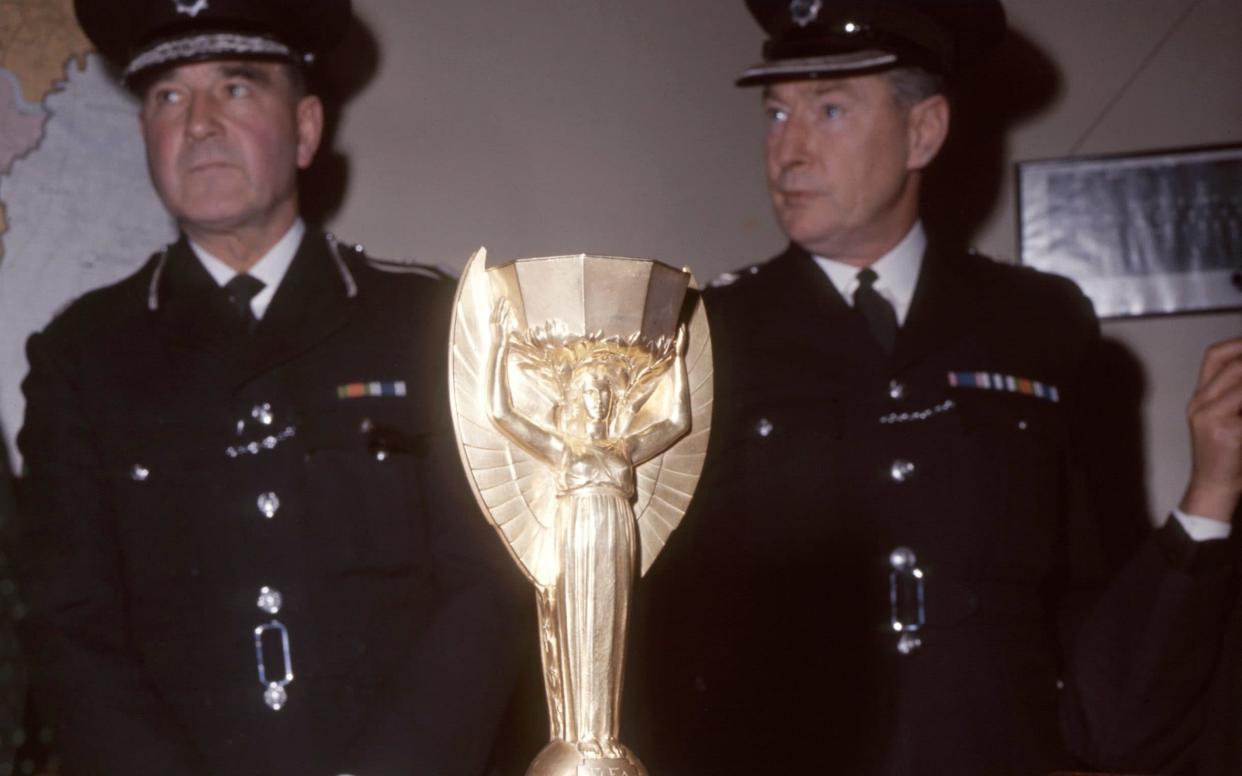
left=1172, top=508, right=1233, bottom=542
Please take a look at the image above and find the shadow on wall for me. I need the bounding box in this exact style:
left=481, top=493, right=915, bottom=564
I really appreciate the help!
left=299, top=12, right=380, bottom=228
left=921, top=25, right=1061, bottom=252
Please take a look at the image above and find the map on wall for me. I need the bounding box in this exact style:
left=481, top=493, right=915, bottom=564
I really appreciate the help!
left=0, top=0, right=176, bottom=468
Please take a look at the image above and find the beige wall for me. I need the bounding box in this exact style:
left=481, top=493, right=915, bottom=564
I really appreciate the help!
left=327, top=0, right=1240, bottom=520
left=329, top=0, right=781, bottom=270
left=982, top=0, right=1242, bottom=517
left=0, top=1, right=1235, bottom=512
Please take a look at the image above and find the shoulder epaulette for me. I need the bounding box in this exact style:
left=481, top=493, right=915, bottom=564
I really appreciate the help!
left=364, top=255, right=446, bottom=280
left=326, top=233, right=445, bottom=286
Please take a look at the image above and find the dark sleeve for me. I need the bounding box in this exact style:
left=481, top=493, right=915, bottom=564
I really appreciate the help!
left=15, top=327, right=207, bottom=776
left=1063, top=520, right=1234, bottom=770
left=1052, top=289, right=1237, bottom=770
left=344, top=279, right=528, bottom=776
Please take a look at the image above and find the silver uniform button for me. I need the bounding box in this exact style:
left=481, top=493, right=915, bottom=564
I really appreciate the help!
left=264, top=683, right=288, bottom=711
left=889, top=546, right=917, bottom=570
left=257, top=586, right=283, bottom=615
left=755, top=417, right=774, bottom=438
left=130, top=464, right=150, bottom=482
left=251, top=403, right=274, bottom=426
left=257, top=492, right=281, bottom=519
left=890, top=459, right=916, bottom=482
left=896, top=632, right=922, bottom=655
left=888, top=380, right=905, bottom=400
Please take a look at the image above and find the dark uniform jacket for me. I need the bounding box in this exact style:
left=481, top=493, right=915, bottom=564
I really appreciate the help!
left=628, top=242, right=1235, bottom=776
left=16, top=231, right=524, bottom=776
left=1189, top=544, right=1242, bottom=775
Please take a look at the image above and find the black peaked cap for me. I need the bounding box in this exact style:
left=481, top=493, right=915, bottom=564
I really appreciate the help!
left=737, top=0, right=1006, bottom=86
left=74, top=0, right=351, bottom=83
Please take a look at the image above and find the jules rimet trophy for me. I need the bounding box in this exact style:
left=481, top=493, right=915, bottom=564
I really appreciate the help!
left=448, top=249, right=713, bottom=776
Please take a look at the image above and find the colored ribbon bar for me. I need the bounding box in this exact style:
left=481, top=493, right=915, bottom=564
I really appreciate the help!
left=336, top=381, right=408, bottom=400
left=947, top=371, right=1059, bottom=402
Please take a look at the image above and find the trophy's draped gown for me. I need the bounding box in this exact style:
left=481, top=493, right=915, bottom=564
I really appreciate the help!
left=554, top=438, right=636, bottom=746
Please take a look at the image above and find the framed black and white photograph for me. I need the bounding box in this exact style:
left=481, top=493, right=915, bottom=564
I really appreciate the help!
left=1018, top=145, right=1242, bottom=318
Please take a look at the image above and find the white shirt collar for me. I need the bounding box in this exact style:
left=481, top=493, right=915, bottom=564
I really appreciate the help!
left=812, top=221, right=926, bottom=325
left=189, top=218, right=305, bottom=321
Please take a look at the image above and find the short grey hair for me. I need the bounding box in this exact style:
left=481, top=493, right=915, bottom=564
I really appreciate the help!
left=883, top=66, right=945, bottom=107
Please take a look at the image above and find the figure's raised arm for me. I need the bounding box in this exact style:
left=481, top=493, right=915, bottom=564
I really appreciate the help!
left=628, top=325, right=692, bottom=465
left=486, top=300, right=564, bottom=465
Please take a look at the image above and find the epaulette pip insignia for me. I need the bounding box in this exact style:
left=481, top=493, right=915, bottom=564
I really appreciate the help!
left=709, top=264, right=762, bottom=288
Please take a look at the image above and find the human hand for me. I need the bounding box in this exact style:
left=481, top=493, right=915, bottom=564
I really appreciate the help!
left=1179, top=337, right=1242, bottom=522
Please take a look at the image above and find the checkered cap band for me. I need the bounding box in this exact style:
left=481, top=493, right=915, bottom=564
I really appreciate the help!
left=124, top=32, right=296, bottom=79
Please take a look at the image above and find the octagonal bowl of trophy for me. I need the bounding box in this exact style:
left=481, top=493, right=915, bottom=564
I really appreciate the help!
left=449, top=248, right=713, bottom=776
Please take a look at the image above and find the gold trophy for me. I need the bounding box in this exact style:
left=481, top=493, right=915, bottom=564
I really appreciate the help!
left=448, top=249, right=713, bottom=776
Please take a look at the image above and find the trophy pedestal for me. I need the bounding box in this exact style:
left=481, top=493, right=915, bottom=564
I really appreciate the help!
left=527, top=740, right=648, bottom=776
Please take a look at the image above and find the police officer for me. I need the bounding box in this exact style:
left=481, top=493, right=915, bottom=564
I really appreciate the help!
left=15, top=2, right=522, bottom=775
left=629, top=1, right=1242, bottom=774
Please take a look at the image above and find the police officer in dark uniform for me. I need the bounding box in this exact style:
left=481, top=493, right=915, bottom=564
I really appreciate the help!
left=15, top=2, right=523, bottom=775
left=629, top=1, right=1242, bottom=774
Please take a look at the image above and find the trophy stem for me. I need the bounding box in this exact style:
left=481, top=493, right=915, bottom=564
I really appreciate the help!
left=527, top=512, right=647, bottom=776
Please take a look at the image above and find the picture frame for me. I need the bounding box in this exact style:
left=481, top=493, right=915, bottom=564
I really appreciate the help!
left=1017, top=144, right=1242, bottom=318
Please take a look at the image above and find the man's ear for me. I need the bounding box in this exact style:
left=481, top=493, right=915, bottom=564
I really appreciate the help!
left=906, top=94, right=949, bottom=171
left=295, top=95, right=324, bottom=170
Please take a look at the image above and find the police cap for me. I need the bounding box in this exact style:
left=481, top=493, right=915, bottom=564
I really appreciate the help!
left=74, top=0, right=351, bottom=85
left=736, top=0, right=1006, bottom=86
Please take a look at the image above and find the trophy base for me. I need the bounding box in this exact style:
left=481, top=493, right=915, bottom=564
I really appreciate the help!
left=526, top=740, right=648, bottom=776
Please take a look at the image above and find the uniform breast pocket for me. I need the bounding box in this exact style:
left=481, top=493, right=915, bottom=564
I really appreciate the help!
left=958, top=395, right=1065, bottom=564
left=299, top=409, right=430, bottom=570
left=101, top=420, right=213, bottom=590
left=717, top=399, right=842, bottom=536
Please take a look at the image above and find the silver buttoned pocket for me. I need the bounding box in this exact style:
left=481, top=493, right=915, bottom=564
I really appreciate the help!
left=959, top=395, right=1062, bottom=565
left=298, top=410, right=420, bottom=570
left=727, top=401, right=843, bottom=559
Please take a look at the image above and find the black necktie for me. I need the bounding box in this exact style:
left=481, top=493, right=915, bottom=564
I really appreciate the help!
left=224, top=274, right=265, bottom=332
left=853, top=267, right=898, bottom=354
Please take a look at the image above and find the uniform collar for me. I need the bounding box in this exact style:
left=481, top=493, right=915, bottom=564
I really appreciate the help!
left=188, top=218, right=305, bottom=320
left=811, top=221, right=925, bottom=325
left=149, top=226, right=357, bottom=391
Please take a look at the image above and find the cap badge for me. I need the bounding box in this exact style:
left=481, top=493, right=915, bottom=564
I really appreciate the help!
left=790, top=0, right=823, bottom=28
left=173, top=0, right=209, bottom=18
